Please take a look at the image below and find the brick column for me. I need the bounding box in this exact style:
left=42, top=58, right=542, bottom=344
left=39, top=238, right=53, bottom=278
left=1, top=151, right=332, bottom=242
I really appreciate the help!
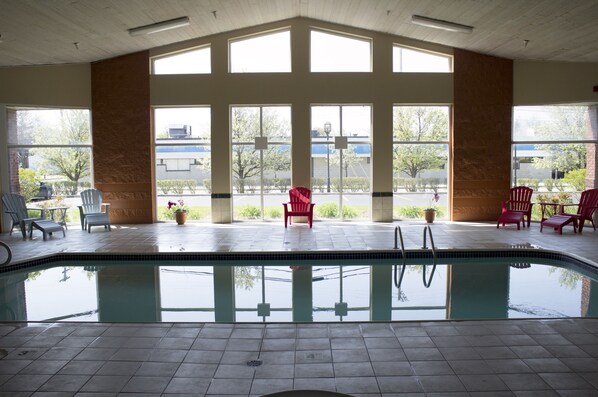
left=452, top=49, right=513, bottom=221
left=91, top=51, right=153, bottom=223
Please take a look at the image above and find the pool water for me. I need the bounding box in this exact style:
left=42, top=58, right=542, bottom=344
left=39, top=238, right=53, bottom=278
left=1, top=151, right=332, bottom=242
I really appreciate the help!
left=1, top=256, right=597, bottom=323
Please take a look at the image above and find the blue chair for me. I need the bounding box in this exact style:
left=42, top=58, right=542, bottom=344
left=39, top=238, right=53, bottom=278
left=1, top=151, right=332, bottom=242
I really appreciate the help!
left=2, top=193, right=45, bottom=239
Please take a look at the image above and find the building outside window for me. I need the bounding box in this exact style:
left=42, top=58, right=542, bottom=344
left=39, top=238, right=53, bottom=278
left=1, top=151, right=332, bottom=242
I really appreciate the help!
left=154, top=107, right=211, bottom=222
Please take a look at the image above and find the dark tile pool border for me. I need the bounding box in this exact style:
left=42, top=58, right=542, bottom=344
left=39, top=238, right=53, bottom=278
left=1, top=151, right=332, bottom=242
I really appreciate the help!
left=2, top=248, right=597, bottom=276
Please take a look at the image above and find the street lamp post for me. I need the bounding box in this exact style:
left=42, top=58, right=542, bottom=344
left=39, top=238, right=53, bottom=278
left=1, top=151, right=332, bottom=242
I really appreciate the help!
left=324, top=122, right=332, bottom=193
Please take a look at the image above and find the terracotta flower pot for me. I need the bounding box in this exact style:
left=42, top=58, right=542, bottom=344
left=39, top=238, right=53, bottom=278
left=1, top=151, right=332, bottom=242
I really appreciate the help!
left=424, top=209, right=436, bottom=223
left=175, top=211, right=187, bottom=225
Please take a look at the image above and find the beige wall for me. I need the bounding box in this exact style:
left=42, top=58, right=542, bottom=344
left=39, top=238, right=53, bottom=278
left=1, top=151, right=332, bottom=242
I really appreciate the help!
left=0, top=64, right=91, bottom=107
left=514, top=60, right=598, bottom=105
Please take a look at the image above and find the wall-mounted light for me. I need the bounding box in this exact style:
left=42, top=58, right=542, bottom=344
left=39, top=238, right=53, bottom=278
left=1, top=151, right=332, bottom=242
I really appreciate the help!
left=411, top=15, right=473, bottom=34
left=128, top=16, right=190, bottom=37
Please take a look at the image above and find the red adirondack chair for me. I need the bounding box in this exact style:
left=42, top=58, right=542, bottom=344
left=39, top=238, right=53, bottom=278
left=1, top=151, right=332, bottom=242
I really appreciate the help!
left=560, top=188, right=598, bottom=233
left=497, top=186, right=534, bottom=228
left=283, top=187, right=315, bottom=228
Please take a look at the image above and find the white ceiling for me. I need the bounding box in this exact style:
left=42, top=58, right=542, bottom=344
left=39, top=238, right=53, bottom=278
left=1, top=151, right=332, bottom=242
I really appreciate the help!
left=1, top=0, right=598, bottom=67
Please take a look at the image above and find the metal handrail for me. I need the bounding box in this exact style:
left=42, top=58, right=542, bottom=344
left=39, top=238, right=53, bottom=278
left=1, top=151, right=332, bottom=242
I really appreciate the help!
left=393, top=226, right=407, bottom=290
left=0, top=241, right=11, bottom=267
left=422, top=225, right=437, bottom=260
left=394, top=226, right=405, bottom=258
left=422, top=261, right=437, bottom=288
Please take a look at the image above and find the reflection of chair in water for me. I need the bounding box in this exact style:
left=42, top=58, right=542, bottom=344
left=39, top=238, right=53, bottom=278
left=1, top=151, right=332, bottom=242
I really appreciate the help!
left=78, top=189, right=111, bottom=233
left=2, top=193, right=45, bottom=239
left=283, top=187, right=315, bottom=228
left=510, top=263, right=531, bottom=269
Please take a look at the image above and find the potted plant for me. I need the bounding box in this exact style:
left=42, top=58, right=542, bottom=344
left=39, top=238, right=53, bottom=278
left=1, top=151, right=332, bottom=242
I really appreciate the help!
left=167, top=199, right=188, bottom=225
left=424, top=192, right=440, bottom=223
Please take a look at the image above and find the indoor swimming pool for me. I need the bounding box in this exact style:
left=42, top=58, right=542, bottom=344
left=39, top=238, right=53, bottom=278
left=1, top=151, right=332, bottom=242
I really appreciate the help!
left=1, top=251, right=597, bottom=323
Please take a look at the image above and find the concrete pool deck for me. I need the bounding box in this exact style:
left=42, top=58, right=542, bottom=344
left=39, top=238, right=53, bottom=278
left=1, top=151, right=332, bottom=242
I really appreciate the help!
left=0, top=220, right=597, bottom=395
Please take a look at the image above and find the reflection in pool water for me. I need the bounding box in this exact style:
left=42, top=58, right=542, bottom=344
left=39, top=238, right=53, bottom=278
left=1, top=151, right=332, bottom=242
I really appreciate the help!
left=0, top=256, right=597, bottom=323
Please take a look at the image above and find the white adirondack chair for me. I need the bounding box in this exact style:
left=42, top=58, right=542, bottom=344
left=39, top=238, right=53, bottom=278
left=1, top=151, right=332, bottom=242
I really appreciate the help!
left=78, top=189, right=111, bottom=233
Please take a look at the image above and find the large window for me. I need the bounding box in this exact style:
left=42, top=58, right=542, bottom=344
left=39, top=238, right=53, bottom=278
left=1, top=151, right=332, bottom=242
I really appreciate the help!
left=392, top=106, right=450, bottom=220
left=393, top=46, right=452, bottom=72
left=512, top=105, right=597, bottom=221
left=231, top=106, right=291, bottom=220
left=152, top=46, right=211, bottom=75
left=229, top=30, right=291, bottom=73
left=310, top=30, right=372, bottom=72
left=154, top=107, right=211, bottom=222
left=7, top=107, right=93, bottom=224
left=311, top=105, right=371, bottom=220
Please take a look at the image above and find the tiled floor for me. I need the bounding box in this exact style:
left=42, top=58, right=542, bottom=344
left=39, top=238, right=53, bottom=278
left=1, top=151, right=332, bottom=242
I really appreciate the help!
left=1, top=219, right=598, bottom=396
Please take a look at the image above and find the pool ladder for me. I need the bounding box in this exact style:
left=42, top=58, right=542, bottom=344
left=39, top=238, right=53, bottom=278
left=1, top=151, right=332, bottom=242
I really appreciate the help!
left=0, top=241, right=11, bottom=266
left=393, top=226, right=437, bottom=290
left=394, top=225, right=437, bottom=259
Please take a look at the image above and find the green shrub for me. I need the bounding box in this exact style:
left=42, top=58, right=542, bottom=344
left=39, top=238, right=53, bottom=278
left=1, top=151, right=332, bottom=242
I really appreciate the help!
left=394, top=205, right=445, bottom=219
left=49, top=181, right=79, bottom=196
left=518, top=178, right=539, bottom=191
left=203, top=179, right=212, bottom=194
left=531, top=192, right=573, bottom=221
left=265, top=207, right=282, bottom=219
left=187, top=207, right=211, bottom=220
left=157, top=206, right=211, bottom=221
left=157, top=180, right=172, bottom=194
left=157, top=180, right=193, bottom=195
left=342, top=205, right=358, bottom=219
left=554, top=180, right=565, bottom=192
left=315, top=202, right=339, bottom=218
left=543, top=178, right=555, bottom=191
left=428, top=178, right=441, bottom=193
left=343, top=177, right=369, bottom=192
left=311, top=177, right=325, bottom=192
left=18, top=168, right=40, bottom=202
left=403, top=179, right=417, bottom=192
left=237, top=205, right=261, bottom=219
left=171, top=180, right=187, bottom=195
left=185, top=180, right=197, bottom=195
left=563, top=169, right=586, bottom=191
left=397, top=205, right=423, bottom=218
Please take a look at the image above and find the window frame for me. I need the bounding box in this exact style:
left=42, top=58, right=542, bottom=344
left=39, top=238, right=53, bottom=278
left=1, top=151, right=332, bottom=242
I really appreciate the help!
left=310, top=28, right=373, bottom=73
left=228, top=28, right=292, bottom=74
left=6, top=106, right=94, bottom=199
left=153, top=106, right=212, bottom=222
left=151, top=45, right=212, bottom=75
left=393, top=44, right=453, bottom=73
left=392, top=105, right=451, bottom=221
